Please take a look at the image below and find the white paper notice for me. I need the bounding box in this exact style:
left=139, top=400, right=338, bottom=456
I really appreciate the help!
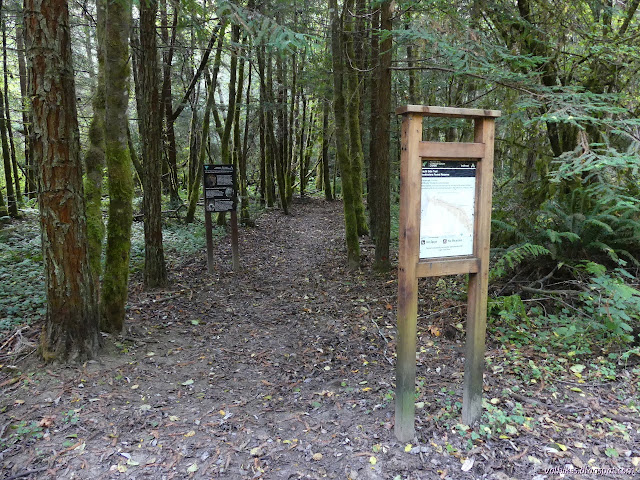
left=420, top=161, right=476, bottom=258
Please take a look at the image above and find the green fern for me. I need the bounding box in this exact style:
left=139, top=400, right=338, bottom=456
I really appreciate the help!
left=490, top=243, right=551, bottom=282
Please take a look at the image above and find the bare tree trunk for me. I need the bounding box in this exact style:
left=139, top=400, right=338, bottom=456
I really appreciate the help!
left=15, top=17, right=35, bottom=199
left=160, top=0, right=180, bottom=205
left=321, top=99, right=333, bottom=201
left=185, top=23, right=226, bottom=224
left=0, top=76, right=17, bottom=217
left=25, top=0, right=100, bottom=361
left=140, top=0, right=167, bottom=288
left=3, top=14, right=21, bottom=205
left=370, top=0, right=392, bottom=271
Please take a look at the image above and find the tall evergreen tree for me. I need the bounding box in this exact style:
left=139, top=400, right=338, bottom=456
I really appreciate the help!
left=139, top=0, right=168, bottom=288
left=24, top=0, right=100, bottom=361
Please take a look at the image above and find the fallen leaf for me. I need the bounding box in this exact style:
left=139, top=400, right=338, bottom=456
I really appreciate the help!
left=181, top=379, right=194, bottom=386
left=312, top=453, right=323, bottom=461
left=404, top=444, right=412, bottom=453
left=184, top=430, right=195, bottom=438
left=187, top=463, right=198, bottom=473
left=461, top=457, right=474, bottom=472
left=369, top=456, right=377, bottom=465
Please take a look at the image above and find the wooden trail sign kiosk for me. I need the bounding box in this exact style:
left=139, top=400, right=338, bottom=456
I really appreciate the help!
left=203, top=164, right=240, bottom=273
left=395, top=105, right=500, bottom=442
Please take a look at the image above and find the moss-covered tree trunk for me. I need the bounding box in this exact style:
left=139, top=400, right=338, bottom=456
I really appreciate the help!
left=139, top=0, right=167, bottom=288
left=101, top=0, right=134, bottom=333
left=343, top=0, right=368, bottom=236
left=330, top=0, right=359, bottom=269
left=84, top=0, right=105, bottom=292
left=25, top=0, right=99, bottom=361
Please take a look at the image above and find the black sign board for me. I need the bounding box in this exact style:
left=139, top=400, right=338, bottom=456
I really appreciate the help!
left=203, top=164, right=236, bottom=212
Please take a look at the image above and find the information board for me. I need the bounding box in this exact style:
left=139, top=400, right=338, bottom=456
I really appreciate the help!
left=420, top=160, right=476, bottom=258
left=203, top=164, right=236, bottom=212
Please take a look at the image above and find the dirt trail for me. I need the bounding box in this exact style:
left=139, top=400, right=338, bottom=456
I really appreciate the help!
left=1, top=197, right=637, bottom=480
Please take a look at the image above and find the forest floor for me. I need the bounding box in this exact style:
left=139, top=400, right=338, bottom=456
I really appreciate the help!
left=1, top=197, right=639, bottom=480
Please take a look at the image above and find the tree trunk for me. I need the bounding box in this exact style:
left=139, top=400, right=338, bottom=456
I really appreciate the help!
left=185, top=23, right=226, bottom=224
left=24, top=0, right=100, bottom=361
left=101, top=0, right=134, bottom=333
left=331, top=0, right=359, bottom=269
left=0, top=81, right=17, bottom=217
left=16, top=17, right=36, bottom=199
left=321, top=99, right=333, bottom=201
left=84, top=0, right=106, bottom=292
left=344, top=0, right=368, bottom=236
left=160, top=0, right=180, bottom=205
left=274, top=54, right=289, bottom=213
left=370, top=0, right=392, bottom=271
left=239, top=55, right=252, bottom=224
left=140, top=0, right=167, bottom=288
left=3, top=15, right=21, bottom=206
left=257, top=44, right=275, bottom=207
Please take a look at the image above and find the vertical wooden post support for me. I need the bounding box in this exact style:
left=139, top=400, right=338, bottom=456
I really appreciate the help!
left=462, top=118, right=495, bottom=425
left=230, top=209, right=240, bottom=272
left=204, top=210, right=214, bottom=274
left=394, top=105, right=499, bottom=440
left=395, top=113, right=423, bottom=442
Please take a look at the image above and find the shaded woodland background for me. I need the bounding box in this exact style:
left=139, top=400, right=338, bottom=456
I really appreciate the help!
left=0, top=0, right=639, bottom=372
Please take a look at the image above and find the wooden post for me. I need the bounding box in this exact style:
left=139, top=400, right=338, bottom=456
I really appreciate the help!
left=394, top=105, right=500, bottom=440
left=230, top=209, right=240, bottom=272
left=204, top=209, right=214, bottom=274
left=395, top=113, right=422, bottom=442
left=462, top=118, right=495, bottom=425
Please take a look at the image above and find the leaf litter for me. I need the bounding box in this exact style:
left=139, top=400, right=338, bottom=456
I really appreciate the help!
left=0, top=197, right=638, bottom=479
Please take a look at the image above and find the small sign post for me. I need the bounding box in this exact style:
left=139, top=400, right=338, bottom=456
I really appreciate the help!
left=395, top=105, right=500, bottom=442
left=203, top=164, right=239, bottom=273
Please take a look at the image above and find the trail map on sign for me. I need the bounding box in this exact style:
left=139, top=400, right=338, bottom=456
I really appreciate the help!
left=420, top=161, right=476, bottom=258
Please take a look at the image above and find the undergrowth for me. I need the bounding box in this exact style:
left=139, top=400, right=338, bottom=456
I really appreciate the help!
left=0, top=202, right=231, bottom=338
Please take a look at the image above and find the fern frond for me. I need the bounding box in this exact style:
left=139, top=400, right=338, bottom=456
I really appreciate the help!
left=490, top=243, right=551, bottom=282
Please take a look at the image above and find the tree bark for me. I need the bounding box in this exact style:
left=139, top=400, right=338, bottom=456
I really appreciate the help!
left=101, top=0, right=134, bottom=333
left=160, top=0, right=180, bottom=205
left=140, top=0, right=167, bottom=288
left=343, top=0, right=368, bottom=236
left=370, top=0, right=391, bottom=271
left=185, top=23, right=226, bottom=224
left=3, top=14, right=21, bottom=206
left=15, top=16, right=35, bottom=198
left=83, top=0, right=106, bottom=292
left=321, top=99, right=333, bottom=201
left=331, top=0, right=359, bottom=269
left=24, top=0, right=100, bottom=361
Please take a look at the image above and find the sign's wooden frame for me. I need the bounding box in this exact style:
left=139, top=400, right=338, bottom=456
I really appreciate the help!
left=395, top=105, right=500, bottom=442
left=203, top=164, right=240, bottom=273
